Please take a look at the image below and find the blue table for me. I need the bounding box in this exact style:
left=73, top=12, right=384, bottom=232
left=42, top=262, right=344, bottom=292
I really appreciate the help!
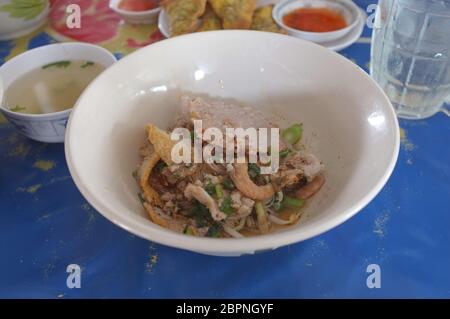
left=1, top=1, right=449, bottom=298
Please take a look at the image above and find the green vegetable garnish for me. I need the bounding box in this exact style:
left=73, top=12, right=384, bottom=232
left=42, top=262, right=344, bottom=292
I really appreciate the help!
left=248, top=163, right=261, bottom=179
left=219, top=196, right=233, bottom=215
left=215, top=184, right=224, bottom=199
left=222, top=179, right=235, bottom=191
left=154, top=160, right=167, bottom=173
left=281, top=195, right=305, bottom=208
left=42, top=61, right=71, bottom=69
left=183, top=225, right=195, bottom=236
left=282, top=124, right=303, bottom=145
left=205, top=183, right=215, bottom=196
left=190, top=201, right=213, bottom=228
left=206, top=223, right=223, bottom=238
left=132, top=169, right=139, bottom=179
left=279, top=149, right=292, bottom=158
left=81, top=61, right=95, bottom=68
left=10, top=105, right=26, bottom=112
left=255, top=202, right=265, bottom=216
left=0, top=0, right=48, bottom=21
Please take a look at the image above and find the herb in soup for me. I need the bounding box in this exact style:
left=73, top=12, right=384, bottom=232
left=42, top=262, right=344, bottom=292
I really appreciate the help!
left=5, top=60, right=105, bottom=114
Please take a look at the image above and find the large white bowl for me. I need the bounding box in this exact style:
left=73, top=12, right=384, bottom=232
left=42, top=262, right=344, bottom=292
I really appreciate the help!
left=65, top=31, right=399, bottom=256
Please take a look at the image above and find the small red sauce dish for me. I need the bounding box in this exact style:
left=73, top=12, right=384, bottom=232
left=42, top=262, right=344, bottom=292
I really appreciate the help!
left=110, top=0, right=161, bottom=24
left=273, top=0, right=361, bottom=43
left=118, top=0, right=159, bottom=12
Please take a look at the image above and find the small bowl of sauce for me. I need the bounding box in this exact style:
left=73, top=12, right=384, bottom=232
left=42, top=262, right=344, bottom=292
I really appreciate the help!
left=110, top=0, right=161, bottom=24
left=273, top=0, right=361, bottom=43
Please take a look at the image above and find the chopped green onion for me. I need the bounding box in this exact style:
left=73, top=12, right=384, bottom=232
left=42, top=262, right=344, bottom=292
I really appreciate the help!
left=215, top=184, right=224, bottom=199
left=132, top=169, right=139, bottom=179
left=255, top=202, right=269, bottom=233
left=222, top=179, right=235, bottom=190
left=81, top=61, right=95, bottom=68
left=42, top=61, right=71, bottom=69
left=220, top=196, right=233, bottom=215
left=10, top=105, right=26, bottom=112
left=183, top=225, right=195, bottom=236
left=206, top=223, right=223, bottom=238
left=279, top=149, right=292, bottom=158
left=282, top=124, right=303, bottom=145
left=190, top=201, right=212, bottom=228
left=248, top=163, right=261, bottom=179
left=205, top=183, right=215, bottom=196
left=154, top=160, right=167, bottom=172
left=273, top=202, right=282, bottom=211
left=282, top=195, right=305, bottom=208
left=255, top=202, right=265, bottom=216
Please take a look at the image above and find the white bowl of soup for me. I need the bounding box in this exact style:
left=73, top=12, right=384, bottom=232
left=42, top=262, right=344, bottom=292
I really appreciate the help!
left=0, top=43, right=117, bottom=143
left=65, top=31, right=399, bottom=256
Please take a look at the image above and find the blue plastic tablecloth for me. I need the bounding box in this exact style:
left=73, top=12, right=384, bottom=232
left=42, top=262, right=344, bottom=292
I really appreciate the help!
left=1, top=1, right=449, bottom=298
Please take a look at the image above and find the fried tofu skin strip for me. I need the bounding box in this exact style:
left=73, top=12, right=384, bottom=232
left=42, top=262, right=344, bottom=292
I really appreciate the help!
left=147, top=124, right=176, bottom=165
left=229, top=163, right=275, bottom=201
left=139, top=152, right=162, bottom=206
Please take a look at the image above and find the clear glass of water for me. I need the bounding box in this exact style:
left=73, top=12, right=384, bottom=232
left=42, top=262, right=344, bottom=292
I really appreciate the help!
left=371, top=0, right=450, bottom=119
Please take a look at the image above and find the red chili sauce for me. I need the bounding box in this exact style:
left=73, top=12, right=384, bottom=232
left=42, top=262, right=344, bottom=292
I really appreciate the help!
left=118, top=0, right=159, bottom=12
left=283, top=7, right=347, bottom=33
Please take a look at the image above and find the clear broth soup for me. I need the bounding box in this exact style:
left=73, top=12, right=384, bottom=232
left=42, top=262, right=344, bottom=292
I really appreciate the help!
left=5, top=60, right=105, bottom=114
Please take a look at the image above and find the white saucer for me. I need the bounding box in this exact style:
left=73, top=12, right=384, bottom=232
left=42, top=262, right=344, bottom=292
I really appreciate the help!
left=323, top=8, right=367, bottom=51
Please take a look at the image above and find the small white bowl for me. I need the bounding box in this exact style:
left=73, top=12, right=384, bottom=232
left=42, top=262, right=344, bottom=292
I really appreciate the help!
left=109, top=0, right=161, bottom=25
left=0, top=0, right=49, bottom=40
left=65, top=31, right=399, bottom=256
left=0, top=43, right=117, bottom=143
left=273, top=0, right=361, bottom=43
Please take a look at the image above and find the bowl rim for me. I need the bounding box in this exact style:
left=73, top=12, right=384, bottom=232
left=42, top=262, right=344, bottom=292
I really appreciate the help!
left=273, top=0, right=361, bottom=38
left=109, top=0, right=161, bottom=16
left=65, top=30, right=400, bottom=254
left=0, top=42, right=117, bottom=119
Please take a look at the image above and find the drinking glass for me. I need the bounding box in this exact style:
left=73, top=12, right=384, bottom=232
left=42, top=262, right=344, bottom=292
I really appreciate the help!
left=371, top=0, right=450, bottom=119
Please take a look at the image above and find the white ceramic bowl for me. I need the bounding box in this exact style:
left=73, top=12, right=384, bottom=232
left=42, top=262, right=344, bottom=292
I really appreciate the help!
left=109, top=0, right=161, bottom=25
left=0, top=0, right=49, bottom=40
left=273, top=0, right=361, bottom=43
left=0, top=43, right=117, bottom=143
left=65, top=31, right=399, bottom=256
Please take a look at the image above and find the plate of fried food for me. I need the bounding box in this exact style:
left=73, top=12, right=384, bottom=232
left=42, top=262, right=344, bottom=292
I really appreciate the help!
left=158, top=0, right=285, bottom=37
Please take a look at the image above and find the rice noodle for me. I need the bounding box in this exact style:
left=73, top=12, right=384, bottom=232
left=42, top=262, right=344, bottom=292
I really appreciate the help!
left=234, top=217, right=247, bottom=231
left=223, top=225, right=245, bottom=238
left=268, top=213, right=292, bottom=225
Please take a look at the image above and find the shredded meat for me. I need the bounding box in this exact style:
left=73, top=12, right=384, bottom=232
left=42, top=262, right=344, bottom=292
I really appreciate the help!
left=184, top=183, right=227, bottom=221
